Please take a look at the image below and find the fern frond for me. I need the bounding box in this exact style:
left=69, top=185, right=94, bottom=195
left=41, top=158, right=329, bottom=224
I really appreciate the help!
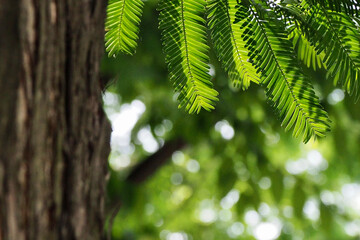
left=235, top=0, right=331, bottom=143
left=303, top=1, right=360, bottom=99
left=105, top=0, right=144, bottom=56
left=289, top=27, right=326, bottom=71
left=207, top=0, right=260, bottom=89
left=307, top=0, right=359, bottom=16
left=158, top=0, right=219, bottom=114
left=269, top=1, right=325, bottom=71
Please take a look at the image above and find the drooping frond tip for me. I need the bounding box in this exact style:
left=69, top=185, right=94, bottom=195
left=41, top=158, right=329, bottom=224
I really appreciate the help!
left=301, top=0, right=360, bottom=100
left=159, top=0, right=219, bottom=114
left=207, top=0, right=260, bottom=90
left=235, top=0, right=331, bottom=143
left=105, top=0, right=144, bottom=56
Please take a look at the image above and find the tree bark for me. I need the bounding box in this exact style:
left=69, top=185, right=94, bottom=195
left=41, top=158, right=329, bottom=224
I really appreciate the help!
left=0, top=1, right=111, bottom=239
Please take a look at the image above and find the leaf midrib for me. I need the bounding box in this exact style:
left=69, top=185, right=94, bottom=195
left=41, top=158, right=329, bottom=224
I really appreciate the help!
left=319, top=5, right=359, bottom=75
left=180, top=0, right=197, bottom=96
left=249, top=2, right=314, bottom=134
left=117, top=0, right=127, bottom=49
left=225, top=0, right=249, bottom=80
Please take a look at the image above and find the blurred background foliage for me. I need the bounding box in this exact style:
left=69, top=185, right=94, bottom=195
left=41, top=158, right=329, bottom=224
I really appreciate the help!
left=101, top=1, right=360, bottom=239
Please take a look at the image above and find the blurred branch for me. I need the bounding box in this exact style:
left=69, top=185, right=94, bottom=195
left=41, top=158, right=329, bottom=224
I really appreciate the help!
left=126, top=138, right=187, bottom=184
left=100, top=73, right=115, bottom=90
left=106, top=138, right=187, bottom=240
left=106, top=201, right=122, bottom=240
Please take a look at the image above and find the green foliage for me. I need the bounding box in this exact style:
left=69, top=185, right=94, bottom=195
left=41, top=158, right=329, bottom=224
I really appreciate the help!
left=105, top=0, right=144, bottom=56
left=158, top=0, right=219, bottom=114
left=234, top=1, right=330, bottom=143
left=102, top=3, right=360, bottom=238
left=302, top=0, right=360, bottom=98
left=308, top=0, right=359, bottom=16
left=207, top=0, right=260, bottom=89
left=104, top=0, right=360, bottom=142
left=289, top=28, right=326, bottom=71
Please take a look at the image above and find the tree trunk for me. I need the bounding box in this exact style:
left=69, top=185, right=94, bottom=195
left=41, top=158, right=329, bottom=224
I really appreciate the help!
left=0, top=1, right=111, bottom=239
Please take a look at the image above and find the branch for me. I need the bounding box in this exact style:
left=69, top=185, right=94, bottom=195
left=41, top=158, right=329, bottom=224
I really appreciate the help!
left=106, top=138, right=187, bottom=239
left=126, top=138, right=187, bottom=184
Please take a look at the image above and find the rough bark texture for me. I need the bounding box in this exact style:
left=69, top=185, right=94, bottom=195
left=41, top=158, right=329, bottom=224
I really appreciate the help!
left=0, top=0, right=111, bottom=239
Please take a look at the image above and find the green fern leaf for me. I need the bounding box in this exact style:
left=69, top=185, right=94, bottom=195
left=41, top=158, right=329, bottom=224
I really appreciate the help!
left=235, top=0, right=331, bottom=143
left=105, top=0, right=144, bottom=56
left=269, top=2, right=326, bottom=71
left=289, top=28, right=326, bottom=71
left=207, top=0, right=260, bottom=89
left=303, top=1, right=360, bottom=99
left=307, top=0, right=358, bottom=16
left=158, top=0, right=219, bottom=114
